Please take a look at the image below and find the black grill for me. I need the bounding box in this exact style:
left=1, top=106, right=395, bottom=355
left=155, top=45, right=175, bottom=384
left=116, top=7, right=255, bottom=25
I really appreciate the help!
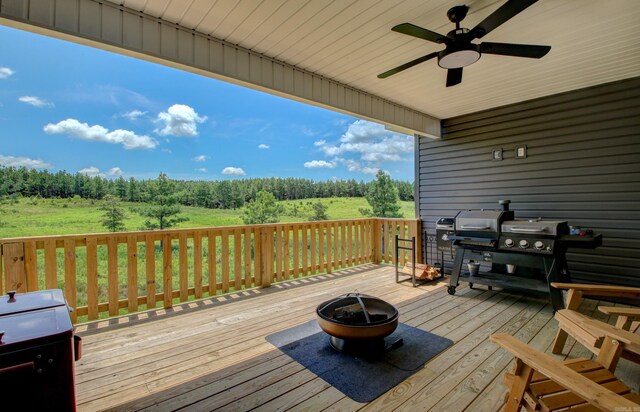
left=442, top=200, right=601, bottom=310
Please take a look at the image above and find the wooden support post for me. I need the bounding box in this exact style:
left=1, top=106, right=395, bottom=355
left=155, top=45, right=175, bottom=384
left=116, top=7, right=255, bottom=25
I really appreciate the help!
left=260, top=226, right=275, bottom=288
left=2, top=243, right=26, bottom=292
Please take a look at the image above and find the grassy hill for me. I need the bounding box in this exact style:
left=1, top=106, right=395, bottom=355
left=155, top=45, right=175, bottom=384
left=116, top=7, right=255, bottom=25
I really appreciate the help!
left=0, top=196, right=415, bottom=238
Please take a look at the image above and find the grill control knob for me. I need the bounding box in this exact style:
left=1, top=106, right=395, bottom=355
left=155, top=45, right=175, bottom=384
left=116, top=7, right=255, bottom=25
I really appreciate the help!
left=504, top=239, right=515, bottom=247
left=519, top=240, right=529, bottom=248
left=534, top=241, right=545, bottom=250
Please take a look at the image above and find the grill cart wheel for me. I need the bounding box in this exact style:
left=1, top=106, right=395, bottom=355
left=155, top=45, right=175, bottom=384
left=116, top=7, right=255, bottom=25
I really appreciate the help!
left=448, top=286, right=456, bottom=295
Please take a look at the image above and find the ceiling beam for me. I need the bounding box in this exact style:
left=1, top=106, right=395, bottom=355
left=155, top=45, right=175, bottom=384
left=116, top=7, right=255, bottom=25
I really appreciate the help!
left=0, top=0, right=441, bottom=138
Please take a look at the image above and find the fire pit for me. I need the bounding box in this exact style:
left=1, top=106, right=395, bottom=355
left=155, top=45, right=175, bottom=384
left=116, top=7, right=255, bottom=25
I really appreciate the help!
left=316, top=292, right=401, bottom=356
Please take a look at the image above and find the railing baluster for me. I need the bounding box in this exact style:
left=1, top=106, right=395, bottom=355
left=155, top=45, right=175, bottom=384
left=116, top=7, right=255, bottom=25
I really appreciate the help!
left=163, top=234, right=172, bottom=309
left=293, top=226, right=299, bottom=278
left=253, top=226, right=262, bottom=286
left=145, top=236, right=156, bottom=309
left=64, top=239, right=77, bottom=323
left=283, top=225, right=290, bottom=280
left=193, top=231, right=203, bottom=299
left=126, top=236, right=138, bottom=313
left=179, top=232, right=188, bottom=302
left=208, top=230, right=217, bottom=296
left=44, top=239, right=57, bottom=289
left=310, top=223, right=317, bottom=275
left=24, top=241, right=37, bottom=291
left=86, top=237, right=98, bottom=320
left=275, top=225, right=283, bottom=282
left=301, top=224, right=308, bottom=276
left=107, top=237, right=119, bottom=316
left=244, top=227, right=251, bottom=289
left=347, top=221, right=353, bottom=266
left=221, top=230, right=230, bottom=293
left=234, top=229, right=242, bottom=292
left=318, top=223, right=325, bottom=274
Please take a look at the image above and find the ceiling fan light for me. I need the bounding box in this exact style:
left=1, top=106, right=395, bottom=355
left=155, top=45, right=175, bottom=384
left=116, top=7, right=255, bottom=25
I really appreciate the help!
left=438, top=45, right=481, bottom=69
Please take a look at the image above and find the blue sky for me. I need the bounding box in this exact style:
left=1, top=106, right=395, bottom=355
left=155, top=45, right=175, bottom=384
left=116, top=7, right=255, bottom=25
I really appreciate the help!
left=0, top=25, right=414, bottom=182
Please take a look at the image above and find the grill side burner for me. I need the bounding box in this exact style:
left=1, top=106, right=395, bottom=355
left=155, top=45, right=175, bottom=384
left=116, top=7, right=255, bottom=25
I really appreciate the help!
left=446, top=200, right=601, bottom=311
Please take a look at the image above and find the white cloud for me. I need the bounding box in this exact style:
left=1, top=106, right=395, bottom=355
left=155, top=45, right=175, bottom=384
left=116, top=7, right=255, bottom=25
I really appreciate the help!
left=155, top=104, right=207, bottom=137
left=313, top=120, right=413, bottom=174
left=258, top=144, right=270, bottom=149
left=221, top=167, right=246, bottom=176
left=195, top=167, right=208, bottom=173
left=107, top=167, right=123, bottom=176
left=122, top=110, right=147, bottom=120
left=304, top=160, right=336, bottom=169
left=18, top=96, right=54, bottom=108
left=340, top=120, right=387, bottom=144
left=0, top=155, right=51, bottom=169
left=43, top=118, right=158, bottom=150
left=193, top=155, right=209, bottom=162
left=78, top=166, right=102, bottom=177
left=0, top=67, right=15, bottom=79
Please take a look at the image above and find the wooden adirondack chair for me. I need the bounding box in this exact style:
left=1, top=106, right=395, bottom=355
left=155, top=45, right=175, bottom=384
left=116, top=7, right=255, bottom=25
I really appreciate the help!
left=550, top=282, right=640, bottom=356
left=492, top=328, right=640, bottom=411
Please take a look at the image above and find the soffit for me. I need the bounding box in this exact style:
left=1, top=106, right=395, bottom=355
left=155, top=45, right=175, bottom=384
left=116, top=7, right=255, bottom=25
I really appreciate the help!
left=107, top=0, right=640, bottom=119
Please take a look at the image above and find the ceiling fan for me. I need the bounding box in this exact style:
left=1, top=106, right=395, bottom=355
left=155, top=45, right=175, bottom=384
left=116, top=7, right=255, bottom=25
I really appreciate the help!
left=378, top=0, right=551, bottom=87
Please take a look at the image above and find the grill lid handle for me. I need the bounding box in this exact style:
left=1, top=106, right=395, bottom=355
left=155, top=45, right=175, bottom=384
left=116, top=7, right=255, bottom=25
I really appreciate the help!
left=507, top=227, right=548, bottom=233
left=460, top=225, right=490, bottom=230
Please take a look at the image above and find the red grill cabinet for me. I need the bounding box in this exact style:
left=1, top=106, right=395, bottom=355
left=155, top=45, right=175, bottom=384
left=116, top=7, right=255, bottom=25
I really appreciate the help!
left=0, top=289, right=80, bottom=410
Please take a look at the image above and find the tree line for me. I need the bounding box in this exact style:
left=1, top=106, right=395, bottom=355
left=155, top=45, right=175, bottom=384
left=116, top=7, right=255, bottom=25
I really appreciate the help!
left=0, top=166, right=414, bottom=208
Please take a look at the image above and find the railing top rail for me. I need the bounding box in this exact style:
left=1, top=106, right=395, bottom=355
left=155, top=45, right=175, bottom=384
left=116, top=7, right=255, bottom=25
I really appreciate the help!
left=0, top=217, right=418, bottom=245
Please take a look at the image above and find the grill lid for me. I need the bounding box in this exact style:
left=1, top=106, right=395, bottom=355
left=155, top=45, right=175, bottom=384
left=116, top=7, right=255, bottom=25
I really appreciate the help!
left=455, top=210, right=515, bottom=233
left=0, top=290, right=72, bottom=349
left=502, top=219, right=569, bottom=236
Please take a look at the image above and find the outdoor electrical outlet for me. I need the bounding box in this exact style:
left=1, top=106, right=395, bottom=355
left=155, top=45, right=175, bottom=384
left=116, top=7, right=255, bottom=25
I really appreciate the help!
left=516, top=145, right=527, bottom=159
left=492, top=148, right=503, bottom=161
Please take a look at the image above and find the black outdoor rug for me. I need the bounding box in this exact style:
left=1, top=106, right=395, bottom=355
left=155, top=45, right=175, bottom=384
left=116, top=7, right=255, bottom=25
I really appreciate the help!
left=266, top=320, right=453, bottom=403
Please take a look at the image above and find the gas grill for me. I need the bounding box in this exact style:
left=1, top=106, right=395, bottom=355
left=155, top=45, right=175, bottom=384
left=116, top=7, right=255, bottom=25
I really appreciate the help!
left=445, top=200, right=601, bottom=310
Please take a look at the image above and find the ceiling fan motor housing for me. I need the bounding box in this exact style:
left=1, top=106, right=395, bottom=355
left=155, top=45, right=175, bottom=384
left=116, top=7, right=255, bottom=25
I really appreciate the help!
left=438, top=43, right=481, bottom=69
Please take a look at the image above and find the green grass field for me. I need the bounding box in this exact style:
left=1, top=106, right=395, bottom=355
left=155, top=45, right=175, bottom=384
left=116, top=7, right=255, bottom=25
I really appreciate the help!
left=0, top=196, right=415, bottom=238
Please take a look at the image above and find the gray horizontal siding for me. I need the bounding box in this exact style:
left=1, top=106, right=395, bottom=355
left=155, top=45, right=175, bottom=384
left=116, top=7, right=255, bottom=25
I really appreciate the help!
left=418, top=77, right=640, bottom=287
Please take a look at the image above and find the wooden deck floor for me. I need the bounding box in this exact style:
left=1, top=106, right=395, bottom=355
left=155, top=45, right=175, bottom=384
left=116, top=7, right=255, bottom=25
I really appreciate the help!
left=74, top=264, right=639, bottom=411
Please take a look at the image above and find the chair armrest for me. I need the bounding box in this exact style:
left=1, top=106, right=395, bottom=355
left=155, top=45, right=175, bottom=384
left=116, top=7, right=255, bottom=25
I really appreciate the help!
left=491, top=333, right=639, bottom=411
left=551, top=282, right=640, bottom=299
left=598, top=306, right=640, bottom=319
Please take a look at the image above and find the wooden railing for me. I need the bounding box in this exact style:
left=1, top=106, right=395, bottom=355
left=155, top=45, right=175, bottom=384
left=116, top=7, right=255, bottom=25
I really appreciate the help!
left=0, top=218, right=421, bottom=323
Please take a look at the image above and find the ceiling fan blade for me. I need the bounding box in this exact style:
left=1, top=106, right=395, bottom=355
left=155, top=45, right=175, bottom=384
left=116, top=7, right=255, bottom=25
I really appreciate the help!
left=446, top=68, right=463, bottom=87
left=480, top=42, right=550, bottom=58
left=470, top=0, right=538, bottom=39
left=392, top=23, right=450, bottom=45
left=378, top=52, right=439, bottom=79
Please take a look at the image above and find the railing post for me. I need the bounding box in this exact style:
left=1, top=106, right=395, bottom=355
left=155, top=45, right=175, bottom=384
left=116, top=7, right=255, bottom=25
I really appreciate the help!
left=372, top=219, right=381, bottom=264
left=260, top=226, right=275, bottom=288
left=409, top=219, right=423, bottom=264
left=2, top=242, right=26, bottom=292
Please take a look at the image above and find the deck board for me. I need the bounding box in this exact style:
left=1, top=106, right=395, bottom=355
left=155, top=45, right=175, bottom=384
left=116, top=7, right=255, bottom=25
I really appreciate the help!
left=74, top=265, right=638, bottom=411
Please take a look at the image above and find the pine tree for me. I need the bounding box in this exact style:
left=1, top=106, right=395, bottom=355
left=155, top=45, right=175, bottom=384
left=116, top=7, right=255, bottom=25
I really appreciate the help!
left=309, top=200, right=329, bottom=221
left=137, top=173, right=189, bottom=230
left=100, top=194, right=127, bottom=232
left=359, top=170, right=404, bottom=218
left=242, top=190, right=283, bottom=224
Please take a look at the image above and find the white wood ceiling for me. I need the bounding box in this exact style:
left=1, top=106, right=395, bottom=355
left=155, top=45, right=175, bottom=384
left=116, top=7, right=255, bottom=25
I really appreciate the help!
left=106, top=0, right=640, bottom=119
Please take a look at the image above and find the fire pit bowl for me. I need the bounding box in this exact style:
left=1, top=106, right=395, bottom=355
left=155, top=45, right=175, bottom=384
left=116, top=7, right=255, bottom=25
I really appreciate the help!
left=316, top=293, right=399, bottom=340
